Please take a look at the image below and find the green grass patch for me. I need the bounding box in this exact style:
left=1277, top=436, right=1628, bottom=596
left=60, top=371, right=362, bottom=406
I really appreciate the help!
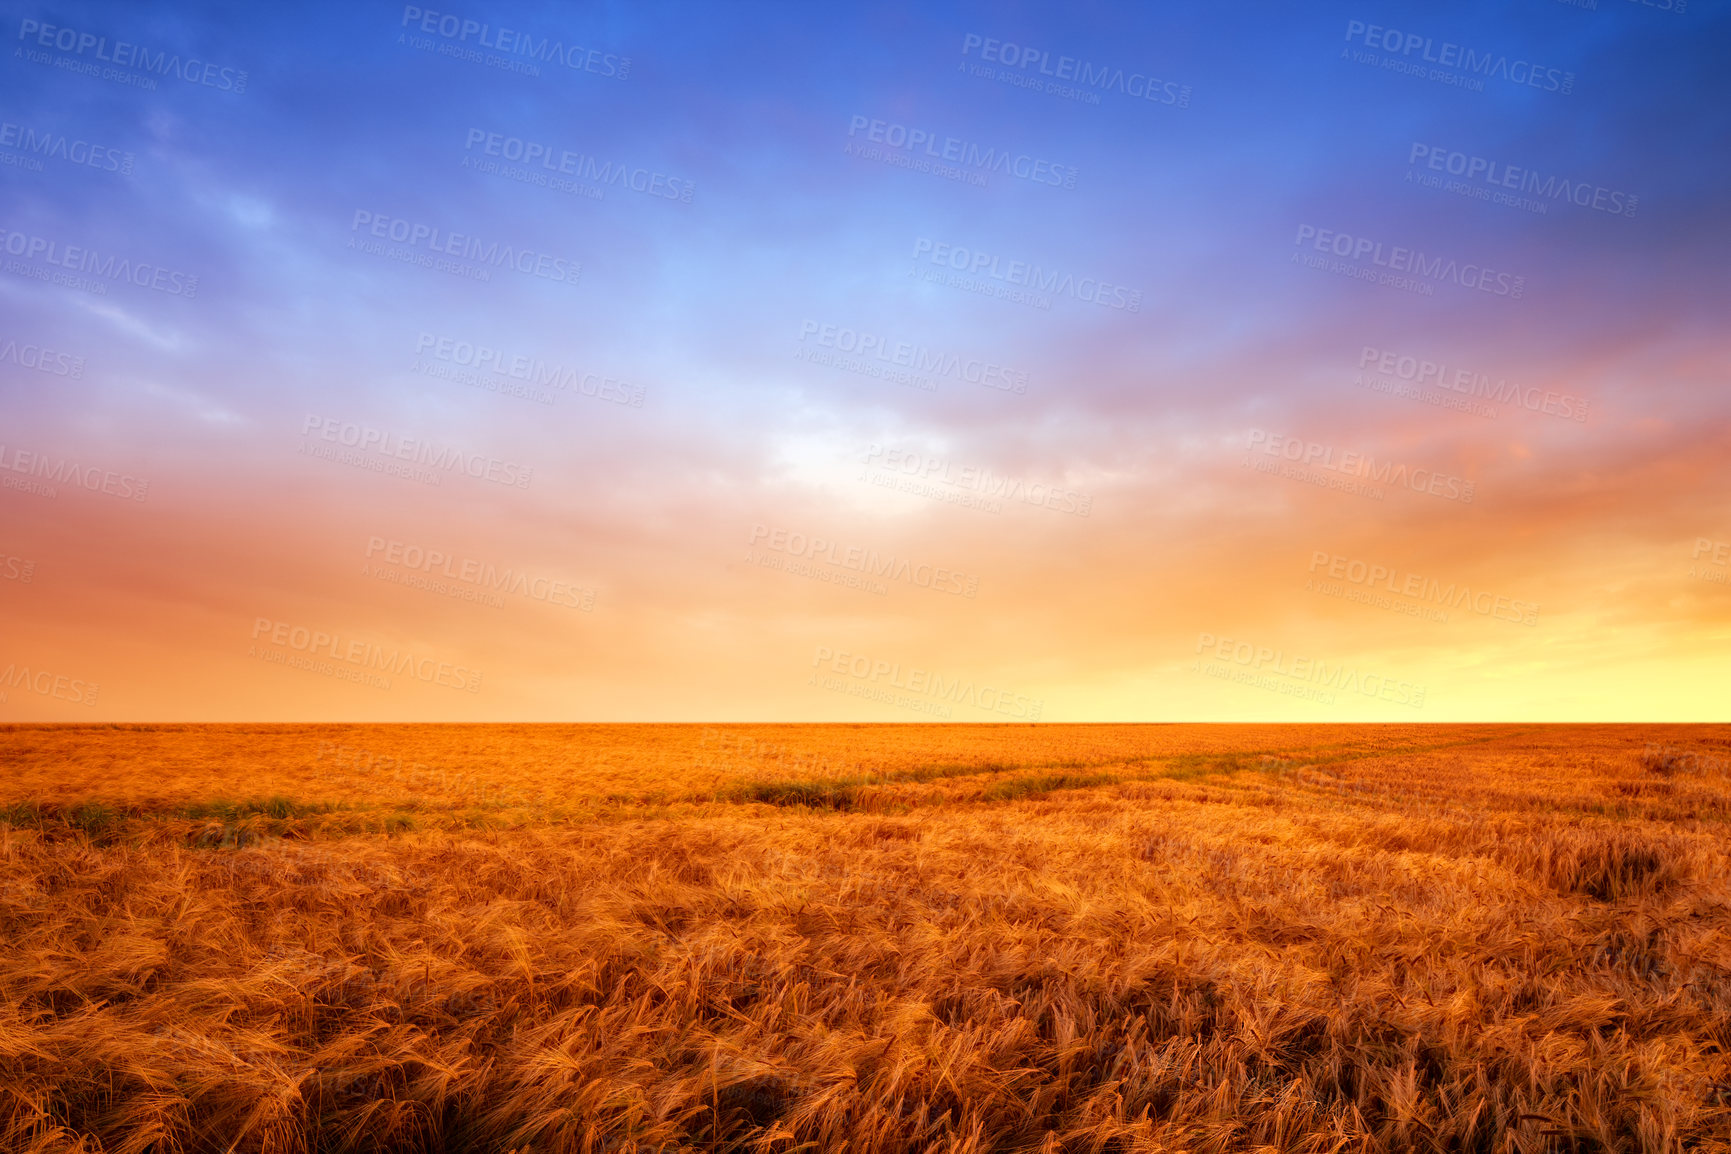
left=177, top=796, right=338, bottom=822
left=726, top=780, right=859, bottom=810
left=0, top=800, right=126, bottom=844
left=67, top=801, right=121, bottom=842
left=0, top=800, right=46, bottom=827
left=983, top=772, right=1118, bottom=802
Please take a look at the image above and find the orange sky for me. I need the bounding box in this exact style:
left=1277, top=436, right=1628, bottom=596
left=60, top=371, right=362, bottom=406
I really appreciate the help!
left=2, top=3, right=1727, bottom=720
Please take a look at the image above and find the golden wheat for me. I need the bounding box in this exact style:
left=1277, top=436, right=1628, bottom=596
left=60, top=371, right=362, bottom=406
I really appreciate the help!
left=1, top=723, right=1727, bottom=1152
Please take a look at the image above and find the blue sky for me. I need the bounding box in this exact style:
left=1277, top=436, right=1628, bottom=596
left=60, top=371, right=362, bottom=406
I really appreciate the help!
left=2, top=0, right=1728, bottom=720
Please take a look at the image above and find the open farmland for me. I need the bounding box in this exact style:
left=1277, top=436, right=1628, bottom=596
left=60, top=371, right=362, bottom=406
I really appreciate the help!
left=1, top=724, right=1729, bottom=1152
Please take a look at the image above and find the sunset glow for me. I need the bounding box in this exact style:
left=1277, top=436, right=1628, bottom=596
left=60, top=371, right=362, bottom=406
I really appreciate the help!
left=2, top=1, right=1727, bottom=721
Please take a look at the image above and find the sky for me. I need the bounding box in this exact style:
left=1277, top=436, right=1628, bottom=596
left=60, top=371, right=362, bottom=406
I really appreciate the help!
left=1, top=0, right=1727, bottom=722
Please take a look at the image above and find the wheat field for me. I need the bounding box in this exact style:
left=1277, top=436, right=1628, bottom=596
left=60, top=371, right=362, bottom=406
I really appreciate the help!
left=1, top=723, right=1728, bottom=1153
